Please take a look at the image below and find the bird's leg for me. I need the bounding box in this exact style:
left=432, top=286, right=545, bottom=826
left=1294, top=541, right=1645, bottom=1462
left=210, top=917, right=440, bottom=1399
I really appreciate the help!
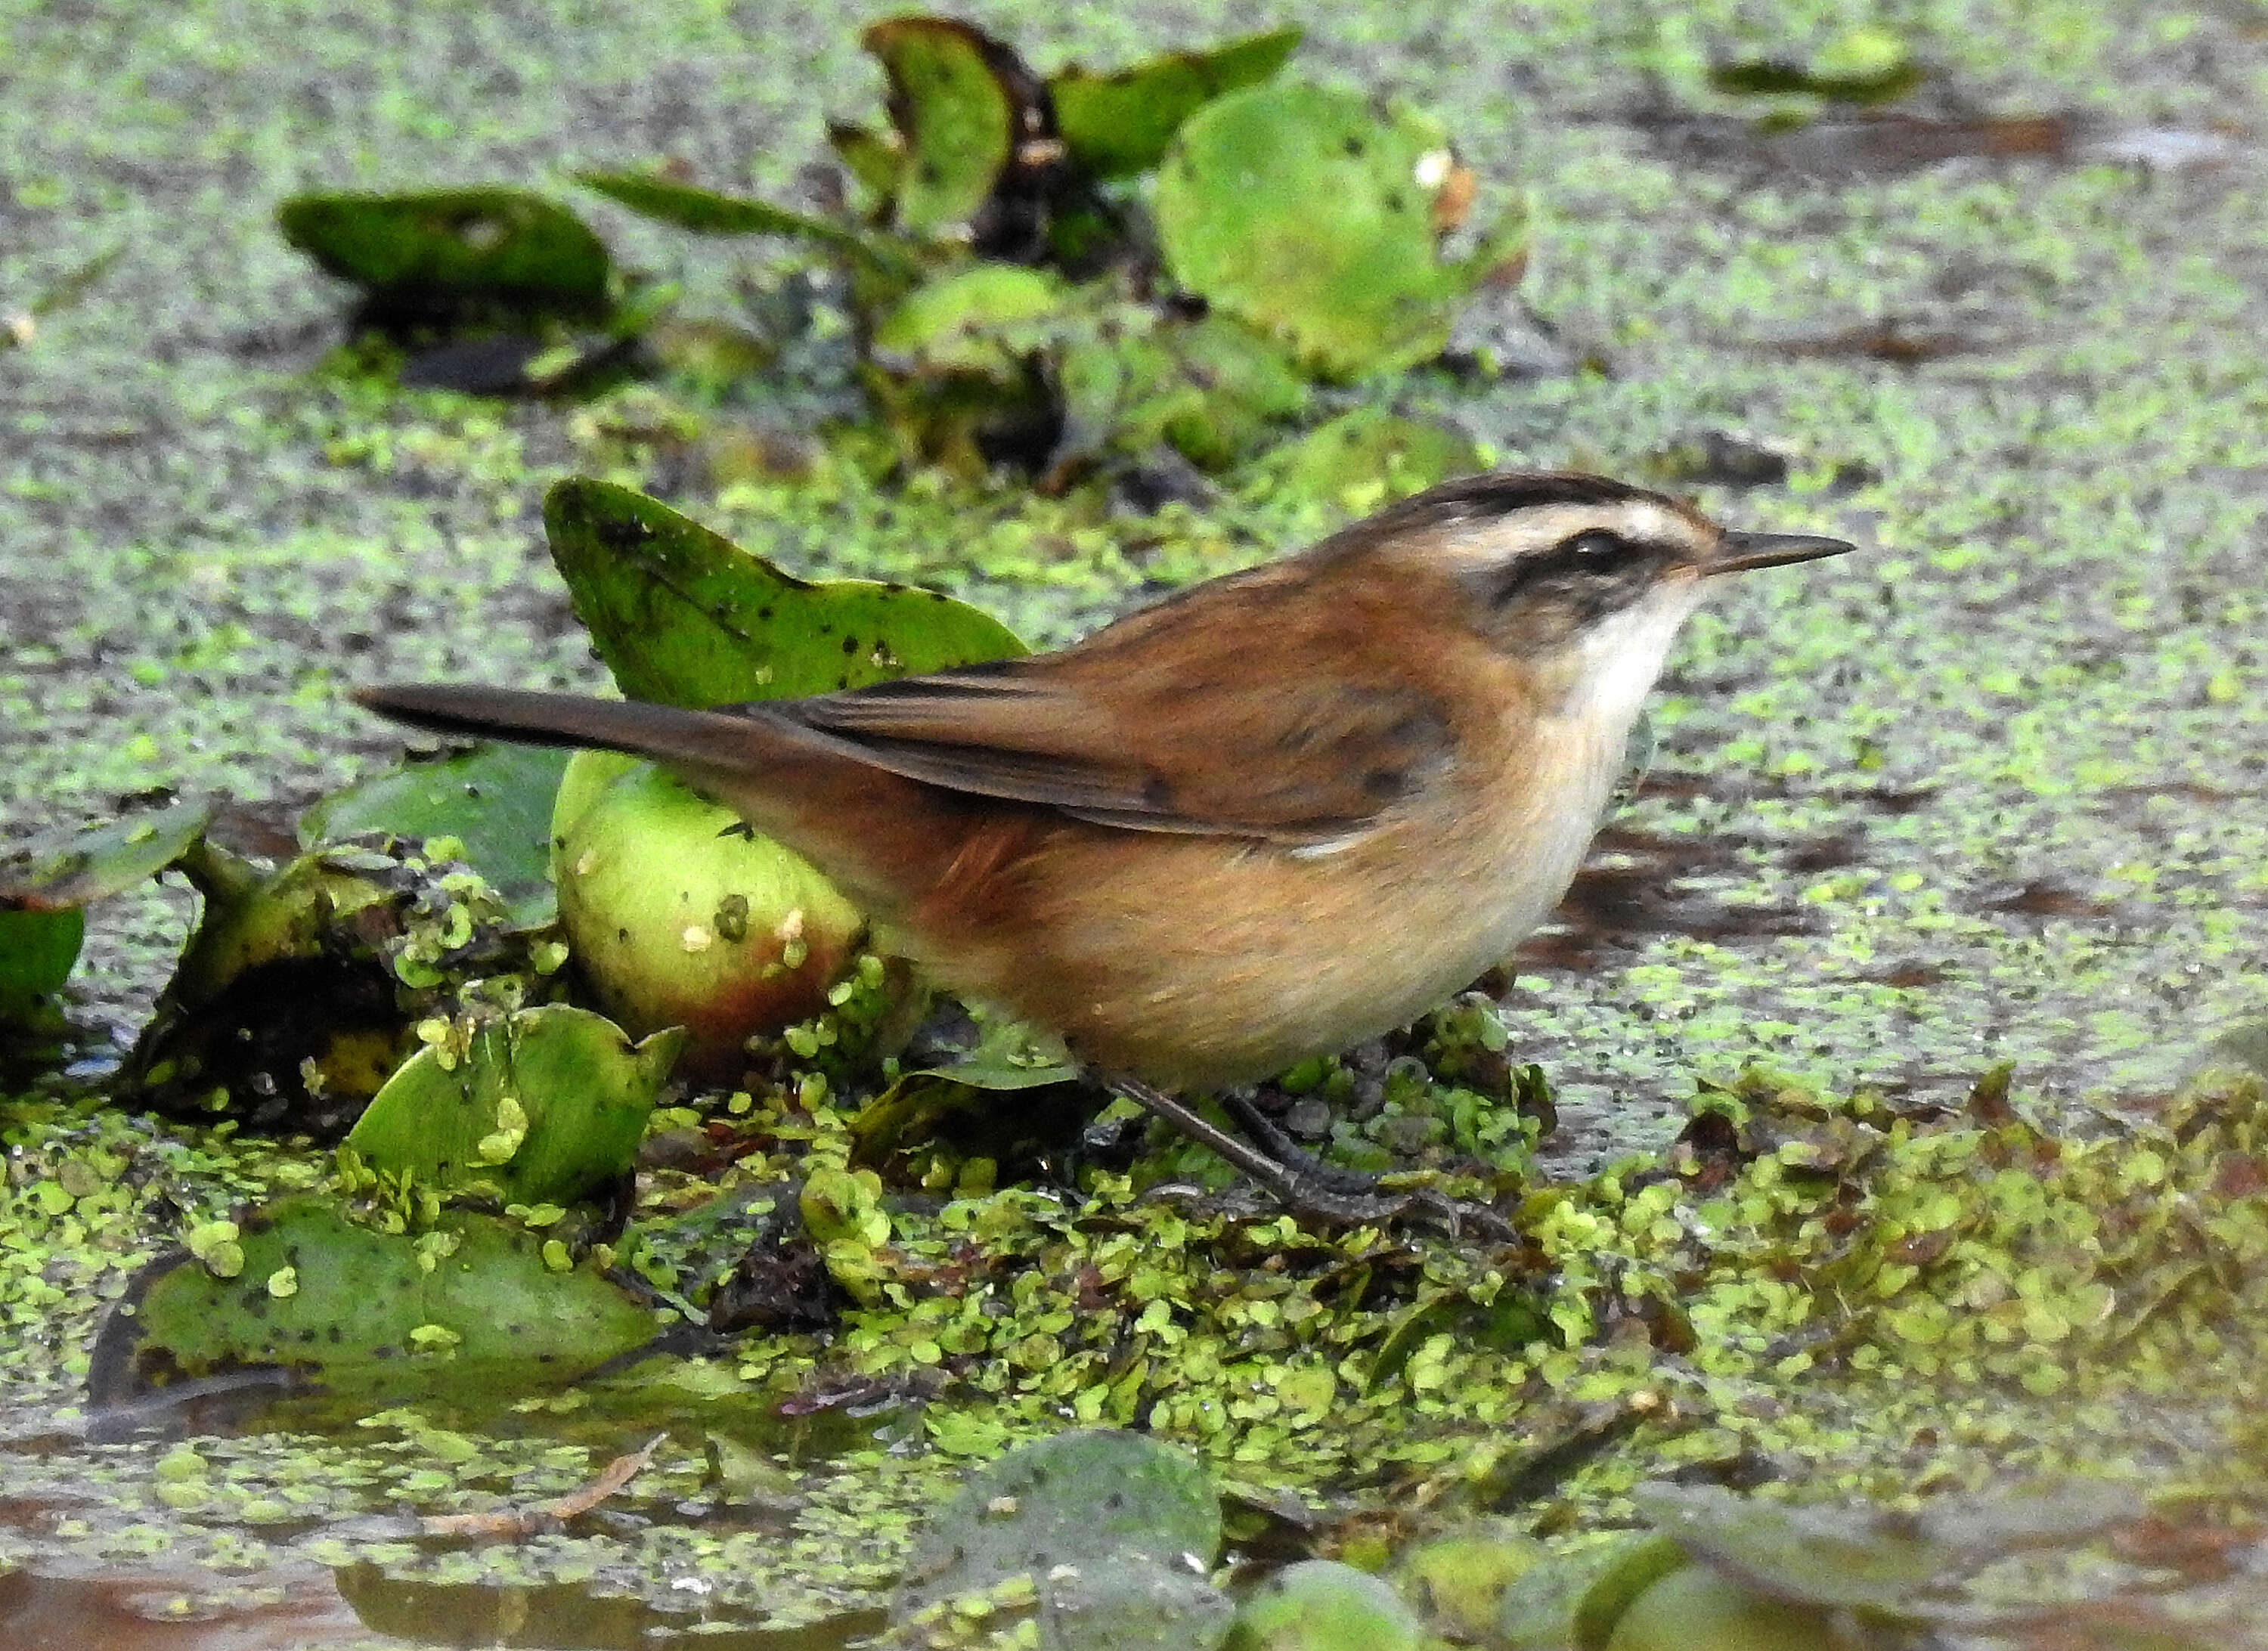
left=1216, top=1092, right=1412, bottom=1197
left=1104, top=1076, right=1509, bottom=1235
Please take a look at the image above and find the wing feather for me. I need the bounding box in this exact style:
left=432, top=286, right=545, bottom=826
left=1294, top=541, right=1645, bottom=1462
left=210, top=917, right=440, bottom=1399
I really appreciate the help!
left=752, top=597, right=1455, bottom=842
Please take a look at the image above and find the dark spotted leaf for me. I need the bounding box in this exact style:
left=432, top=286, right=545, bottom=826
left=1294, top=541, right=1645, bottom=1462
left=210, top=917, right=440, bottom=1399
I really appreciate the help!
left=300, top=743, right=568, bottom=928
left=542, top=476, right=1024, bottom=710
left=1051, top=27, right=1301, bottom=178
left=277, top=187, right=612, bottom=321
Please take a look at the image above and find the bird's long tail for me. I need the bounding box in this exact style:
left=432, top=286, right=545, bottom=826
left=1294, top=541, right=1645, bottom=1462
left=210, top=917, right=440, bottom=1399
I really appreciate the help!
left=353, top=683, right=816, bottom=773
left=352, top=683, right=984, bottom=917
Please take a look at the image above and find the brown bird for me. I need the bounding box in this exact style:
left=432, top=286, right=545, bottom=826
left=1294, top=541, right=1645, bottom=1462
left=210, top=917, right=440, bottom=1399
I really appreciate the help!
left=359, top=472, right=1851, bottom=1219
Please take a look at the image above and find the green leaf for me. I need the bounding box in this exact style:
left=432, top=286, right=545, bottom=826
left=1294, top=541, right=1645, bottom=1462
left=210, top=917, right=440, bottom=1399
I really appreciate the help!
left=299, top=743, right=569, bottom=928
left=900, top=1013, right=1080, bottom=1094
left=88, top=1194, right=657, bottom=1411
left=0, top=797, right=215, bottom=911
left=576, top=169, right=832, bottom=237
left=1225, top=1560, right=1423, bottom=1651
left=894, top=1430, right=1231, bottom=1650
left=277, top=187, right=612, bottom=318
left=1393, top=1523, right=1550, bottom=1643
left=1056, top=308, right=1310, bottom=472
left=1628, top=1479, right=2148, bottom=1622
left=862, top=17, right=1018, bottom=238
left=850, top=1014, right=1079, bottom=1168
left=343, top=1005, right=681, bottom=1207
left=1155, top=83, right=1524, bottom=380
left=1051, top=27, right=1302, bottom=178
left=575, top=168, right=916, bottom=282
left=1235, top=406, right=1483, bottom=509
left=1601, top=1566, right=1836, bottom=1651
left=1709, top=27, right=1923, bottom=103
left=870, top=264, right=1070, bottom=379
left=827, top=120, right=904, bottom=203
left=542, top=475, right=1026, bottom=709
left=1629, top=1485, right=1943, bottom=1618
left=0, top=907, right=84, bottom=1010
left=1493, top=1532, right=1690, bottom=1651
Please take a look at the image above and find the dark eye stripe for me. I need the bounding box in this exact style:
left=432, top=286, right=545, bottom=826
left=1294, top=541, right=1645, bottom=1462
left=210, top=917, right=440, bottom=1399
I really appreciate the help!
left=1490, top=529, right=1659, bottom=606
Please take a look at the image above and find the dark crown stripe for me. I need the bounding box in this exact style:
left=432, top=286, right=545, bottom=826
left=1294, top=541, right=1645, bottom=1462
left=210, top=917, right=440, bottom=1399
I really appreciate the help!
left=1301, top=471, right=1675, bottom=571
left=1390, top=471, right=1662, bottom=522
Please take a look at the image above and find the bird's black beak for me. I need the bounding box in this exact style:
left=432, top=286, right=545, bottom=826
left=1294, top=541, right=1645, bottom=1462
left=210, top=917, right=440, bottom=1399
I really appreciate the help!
left=1708, top=528, right=1856, bottom=575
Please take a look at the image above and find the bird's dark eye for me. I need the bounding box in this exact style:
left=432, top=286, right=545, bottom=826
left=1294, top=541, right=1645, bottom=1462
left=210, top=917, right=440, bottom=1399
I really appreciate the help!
left=1556, top=528, right=1645, bottom=572
left=1484, top=528, right=1656, bottom=609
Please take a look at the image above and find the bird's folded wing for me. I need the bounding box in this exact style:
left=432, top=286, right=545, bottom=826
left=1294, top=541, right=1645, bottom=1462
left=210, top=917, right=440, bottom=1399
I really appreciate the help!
left=754, top=647, right=1453, bottom=844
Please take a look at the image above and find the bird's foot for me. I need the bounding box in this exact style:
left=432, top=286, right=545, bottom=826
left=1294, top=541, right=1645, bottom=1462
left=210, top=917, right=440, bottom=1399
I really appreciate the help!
left=1104, top=1076, right=1513, bottom=1238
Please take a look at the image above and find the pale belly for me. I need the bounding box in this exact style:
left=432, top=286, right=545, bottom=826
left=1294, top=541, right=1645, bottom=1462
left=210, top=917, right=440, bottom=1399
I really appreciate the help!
left=928, top=748, right=1619, bottom=1090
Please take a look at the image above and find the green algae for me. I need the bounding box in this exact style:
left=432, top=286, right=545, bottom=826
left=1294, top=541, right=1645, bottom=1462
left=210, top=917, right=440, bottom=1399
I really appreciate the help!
left=18, top=1054, right=2268, bottom=1631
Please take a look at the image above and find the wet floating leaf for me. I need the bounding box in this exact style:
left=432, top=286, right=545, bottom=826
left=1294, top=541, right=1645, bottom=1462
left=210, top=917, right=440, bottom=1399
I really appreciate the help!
left=277, top=187, right=612, bottom=327
left=1392, top=1523, right=1549, bottom=1643
left=1050, top=26, right=1303, bottom=179
left=575, top=167, right=916, bottom=280
left=88, top=1194, right=658, bottom=1417
left=861, top=16, right=1031, bottom=241
left=850, top=1014, right=1080, bottom=1172
left=119, top=839, right=520, bottom=1139
left=1709, top=26, right=1923, bottom=103
left=342, top=1004, right=679, bottom=1207
left=1156, top=82, right=1523, bottom=380
left=0, top=907, right=84, bottom=1013
left=894, top=1429, right=1230, bottom=1650
left=865, top=263, right=1071, bottom=472
left=1052, top=308, right=1311, bottom=478
left=872, top=19, right=1071, bottom=265
left=1599, top=1563, right=1834, bottom=1651
left=870, top=263, right=1070, bottom=379
left=1631, top=1482, right=1950, bottom=1618
left=827, top=120, right=903, bottom=203
left=1226, top=1560, right=1423, bottom=1651
left=0, top=796, right=215, bottom=912
left=1493, top=1532, right=1690, bottom=1651
left=0, top=798, right=207, bottom=1039
left=578, top=167, right=843, bottom=240
left=301, top=742, right=568, bottom=928
left=542, top=475, right=1026, bottom=709
left=1235, top=406, right=1482, bottom=510
left=1610, top=1482, right=2165, bottom=1638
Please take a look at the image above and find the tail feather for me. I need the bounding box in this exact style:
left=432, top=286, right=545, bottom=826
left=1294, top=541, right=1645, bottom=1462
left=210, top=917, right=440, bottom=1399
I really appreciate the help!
left=354, top=683, right=808, bottom=774
left=353, top=682, right=987, bottom=912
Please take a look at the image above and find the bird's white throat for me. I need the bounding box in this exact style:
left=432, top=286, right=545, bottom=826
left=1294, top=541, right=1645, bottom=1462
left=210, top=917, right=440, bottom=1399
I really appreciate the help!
left=1567, top=581, right=1706, bottom=738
